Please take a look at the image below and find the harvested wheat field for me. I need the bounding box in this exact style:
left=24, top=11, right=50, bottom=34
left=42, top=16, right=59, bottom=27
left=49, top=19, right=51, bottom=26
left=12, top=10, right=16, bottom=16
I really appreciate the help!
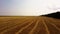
left=0, top=16, right=60, bottom=34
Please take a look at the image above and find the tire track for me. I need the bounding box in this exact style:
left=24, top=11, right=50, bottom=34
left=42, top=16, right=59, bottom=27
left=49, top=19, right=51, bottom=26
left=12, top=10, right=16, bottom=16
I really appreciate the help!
left=0, top=17, right=29, bottom=28
left=42, top=18, right=50, bottom=34
left=15, top=19, right=35, bottom=34
left=0, top=17, right=28, bottom=27
left=0, top=16, right=60, bottom=34
left=45, top=18, right=60, bottom=31
left=28, top=19, right=39, bottom=34
left=0, top=18, right=35, bottom=34
left=48, top=22, right=60, bottom=31
left=44, top=17, right=60, bottom=34
left=0, top=18, right=29, bottom=32
left=18, top=19, right=37, bottom=34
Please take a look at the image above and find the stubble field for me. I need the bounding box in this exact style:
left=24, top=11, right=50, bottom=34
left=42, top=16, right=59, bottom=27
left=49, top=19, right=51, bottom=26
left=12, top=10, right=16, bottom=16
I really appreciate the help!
left=0, top=16, right=60, bottom=34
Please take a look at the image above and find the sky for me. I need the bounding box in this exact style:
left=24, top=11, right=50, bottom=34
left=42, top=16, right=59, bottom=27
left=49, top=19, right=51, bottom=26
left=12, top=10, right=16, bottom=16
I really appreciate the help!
left=0, top=0, right=60, bottom=16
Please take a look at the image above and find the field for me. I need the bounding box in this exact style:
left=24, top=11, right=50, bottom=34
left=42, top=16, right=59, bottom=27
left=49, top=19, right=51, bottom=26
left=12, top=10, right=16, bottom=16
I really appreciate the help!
left=0, top=16, right=60, bottom=34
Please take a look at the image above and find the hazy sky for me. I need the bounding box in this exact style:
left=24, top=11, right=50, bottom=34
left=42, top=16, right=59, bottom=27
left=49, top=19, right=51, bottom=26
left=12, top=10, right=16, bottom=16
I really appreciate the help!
left=0, top=0, right=60, bottom=16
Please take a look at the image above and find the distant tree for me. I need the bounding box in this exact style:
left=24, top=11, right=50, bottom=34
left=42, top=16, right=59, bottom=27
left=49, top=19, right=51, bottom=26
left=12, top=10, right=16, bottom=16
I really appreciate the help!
left=42, top=12, right=60, bottom=19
